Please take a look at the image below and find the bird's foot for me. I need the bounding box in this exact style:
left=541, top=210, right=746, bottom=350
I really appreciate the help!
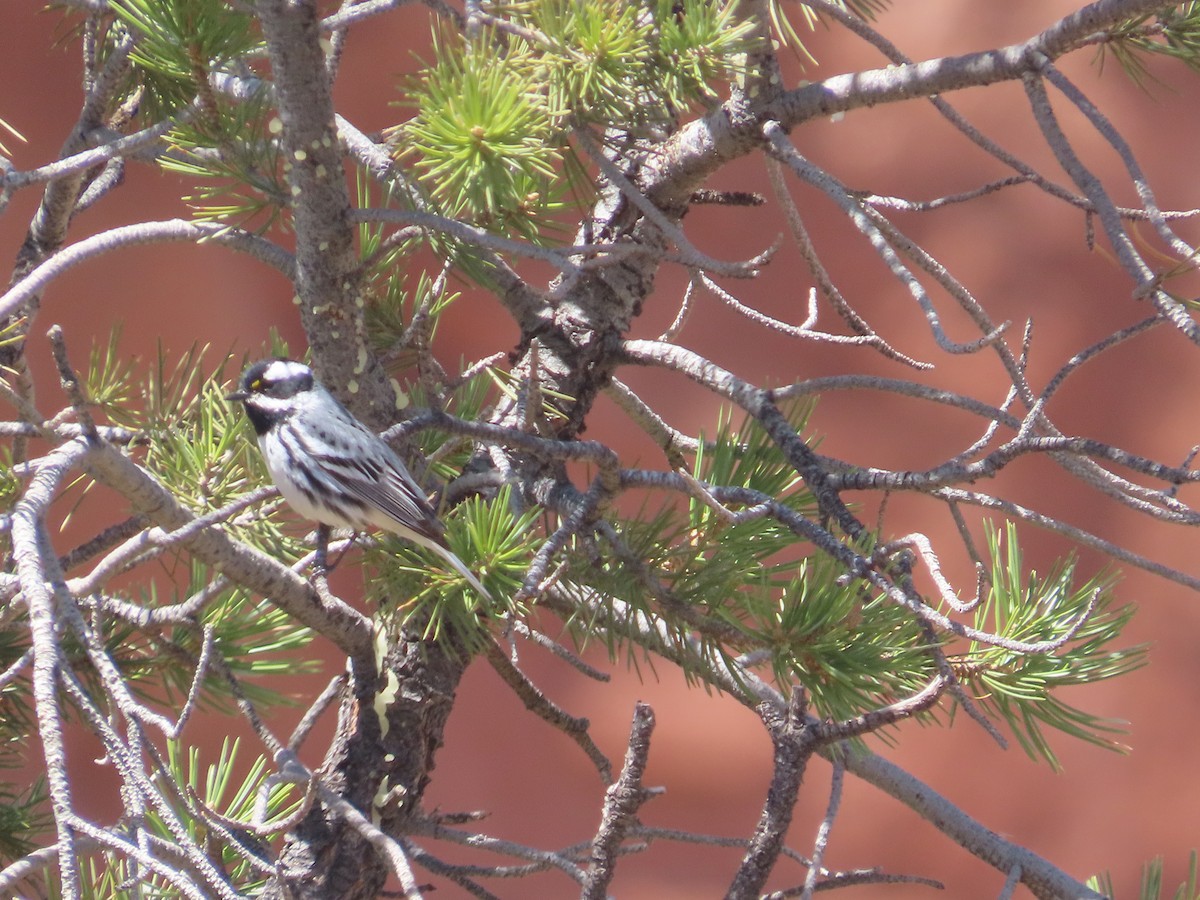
left=311, top=525, right=358, bottom=578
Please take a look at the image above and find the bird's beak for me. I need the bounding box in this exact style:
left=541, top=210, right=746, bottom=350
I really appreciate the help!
left=225, top=390, right=249, bottom=402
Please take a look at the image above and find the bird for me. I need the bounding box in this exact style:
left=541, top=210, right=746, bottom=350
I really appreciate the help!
left=226, top=358, right=491, bottom=601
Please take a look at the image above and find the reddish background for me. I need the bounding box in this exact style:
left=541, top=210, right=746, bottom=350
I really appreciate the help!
left=4, top=2, right=1200, bottom=896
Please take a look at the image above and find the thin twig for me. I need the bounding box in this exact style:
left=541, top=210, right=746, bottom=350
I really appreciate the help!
left=581, top=702, right=658, bottom=900
left=800, top=757, right=843, bottom=900
left=481, top=637, right=613, bottom=783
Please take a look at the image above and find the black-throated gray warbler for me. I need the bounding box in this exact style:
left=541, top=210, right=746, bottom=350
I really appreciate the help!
left=227, top=358, right=490, bottom=600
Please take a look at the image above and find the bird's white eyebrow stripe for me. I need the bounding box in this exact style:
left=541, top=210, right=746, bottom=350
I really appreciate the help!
left=262, top=359, right=312, bottom=381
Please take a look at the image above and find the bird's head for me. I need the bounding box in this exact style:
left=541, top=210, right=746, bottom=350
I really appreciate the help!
left=227, top=358, right=316, bottom=434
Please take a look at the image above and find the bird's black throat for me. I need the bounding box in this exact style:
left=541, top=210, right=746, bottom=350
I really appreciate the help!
left=242, top=402, right=278, bottom=436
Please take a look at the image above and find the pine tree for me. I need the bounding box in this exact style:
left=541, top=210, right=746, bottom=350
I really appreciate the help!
left=2, top=2, right=1200, bottom=897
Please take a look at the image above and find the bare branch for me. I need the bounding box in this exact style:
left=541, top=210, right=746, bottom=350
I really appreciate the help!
left=764, top=155, right=931, bottom=368
left=800, top=758, right=844, bottom=900
left=10, top=440, right=88, bottom=896
left=574, top=127, right=772, bottom=279
left=1022, top=67, right=1198, bottom=343
left=728, top=690, right=814, bottom=899
left=764, top=123, right=1008, bottom=355
left=581, top=702, right=658, bottom=899
left=481, top=637, right=613, bottom=783
left=0, top=220, right=295, bottom=323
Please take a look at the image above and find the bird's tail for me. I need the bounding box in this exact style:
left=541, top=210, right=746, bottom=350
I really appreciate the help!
left=425, top=538, right=494, bottom=604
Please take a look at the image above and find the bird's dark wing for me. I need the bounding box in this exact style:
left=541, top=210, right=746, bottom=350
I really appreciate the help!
left=316, top=437, right=446, bottom=544
left=294, top=391, right=447, bottom=544
left=346, top=453, right=445, bottom=543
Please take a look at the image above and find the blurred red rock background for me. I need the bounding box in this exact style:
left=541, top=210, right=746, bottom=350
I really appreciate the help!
left=3, top=1, right=1199, bottom=896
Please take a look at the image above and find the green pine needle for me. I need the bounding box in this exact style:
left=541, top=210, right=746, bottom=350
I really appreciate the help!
left=1095, top=4, right=1200, bottom=89
left=111, top=0, right=262, bottom=116
left=1090, top=849, right=1200, bottom=900
left=370, top=484, right=540, bottom=650
left=159, top=88, right=288, bottom=228
left=957, top=521, right=1146, bottom=769
left=401, top=28, right=562, bottom=239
